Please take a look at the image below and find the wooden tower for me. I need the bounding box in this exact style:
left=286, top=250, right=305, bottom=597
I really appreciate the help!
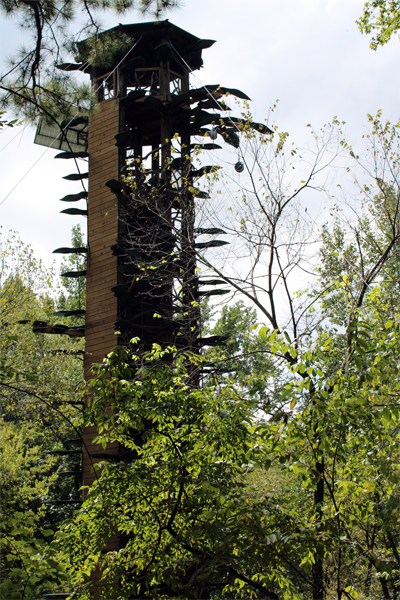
left=73, top=22, right=223, bottom=496
left=32, top=19, right=270, bottom=595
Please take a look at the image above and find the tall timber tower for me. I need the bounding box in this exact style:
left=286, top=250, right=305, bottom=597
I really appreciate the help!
left=72, top=21, right=228, bottom=494
left=76, top=22, right=217, bottom=376
left=32, top=21, right=270, bottom=593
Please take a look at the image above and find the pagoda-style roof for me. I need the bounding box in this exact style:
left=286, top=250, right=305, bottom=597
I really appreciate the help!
left=72, top=20, right=215, bottom=75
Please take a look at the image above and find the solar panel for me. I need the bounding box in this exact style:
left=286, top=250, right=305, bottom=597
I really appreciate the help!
left=34, top=119, right=88, bottom=152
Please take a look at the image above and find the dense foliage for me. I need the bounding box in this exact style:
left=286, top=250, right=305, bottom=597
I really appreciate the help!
left=358, top=0, right=400, bottom=49
left=0, top=228, right=84, bottom=598
left=2, top=109, right=400, bottom=599
left=58, top=312, right=400, bottom=599
left=0, top=422, right=68, bottom=598
left=0, top=3, right=399, bottom=596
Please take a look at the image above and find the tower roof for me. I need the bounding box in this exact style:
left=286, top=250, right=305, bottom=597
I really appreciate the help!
left=74, top=20, right=215, bottom=74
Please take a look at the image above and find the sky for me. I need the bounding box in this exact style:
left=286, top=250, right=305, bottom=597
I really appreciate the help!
left=0, top=0, right=399, bottom=268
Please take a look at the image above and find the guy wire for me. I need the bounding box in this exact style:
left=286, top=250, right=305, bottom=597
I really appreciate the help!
left=0, top=36, right=143, bottom=208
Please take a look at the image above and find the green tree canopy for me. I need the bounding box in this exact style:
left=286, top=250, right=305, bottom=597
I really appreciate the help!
left=0, top=422, right=68, bottom=599
left=57, top=224, right=86, bottom=318
left=358, top=0, right=400, bottom=49
left=0, top=228, right=84, bottom=429
left=56, top=110, right=400, bottom=599
left=0, top=230, right=86, bottom=597
left=203, top=300, right=282, bottom=411
left=59, top=310, right=400, bottom=599
left=0, top=0, right=180, bottom=122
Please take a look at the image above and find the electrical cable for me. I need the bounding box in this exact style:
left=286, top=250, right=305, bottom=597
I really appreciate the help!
left=0, top=145, right=55, bottom=207
left=168, top=44, right=243, bottom=136
left=168, top=42, right=260, bottom=209
left=0, top=126, right=24, bottom=153
left=0, top=37, right=143, bottom=208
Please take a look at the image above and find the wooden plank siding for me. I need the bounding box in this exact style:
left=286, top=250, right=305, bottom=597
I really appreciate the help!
left=81, top=98, right=122, bottom=598
left=83, top=98, right=120, bottom=498
left=84, top=98, right=120, bottom=380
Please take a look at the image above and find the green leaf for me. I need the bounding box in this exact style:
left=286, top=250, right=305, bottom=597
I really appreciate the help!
left=259, top=326, right=268, bottom=339
left=42, top=529, right=54, bottom=537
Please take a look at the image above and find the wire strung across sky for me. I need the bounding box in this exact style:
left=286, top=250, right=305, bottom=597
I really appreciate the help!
left=0, top=36, right=144, bottom=208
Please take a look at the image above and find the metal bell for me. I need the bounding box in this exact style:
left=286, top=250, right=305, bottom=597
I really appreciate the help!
left=209, top=127, right=218, bottom=140
left=234, top=161, right=244, bottom=173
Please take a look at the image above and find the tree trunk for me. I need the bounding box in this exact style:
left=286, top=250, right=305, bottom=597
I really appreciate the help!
left=313, top=460, right=325, bottom=600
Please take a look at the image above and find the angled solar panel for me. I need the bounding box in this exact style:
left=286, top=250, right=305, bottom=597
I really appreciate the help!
left=34, top=119, right=88, bottom=152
